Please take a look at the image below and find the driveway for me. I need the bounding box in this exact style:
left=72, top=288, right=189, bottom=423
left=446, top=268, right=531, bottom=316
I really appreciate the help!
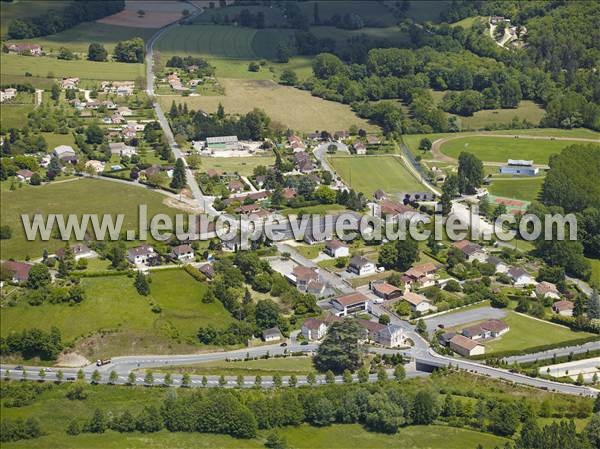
left=424, top=306, right=507, bottom=334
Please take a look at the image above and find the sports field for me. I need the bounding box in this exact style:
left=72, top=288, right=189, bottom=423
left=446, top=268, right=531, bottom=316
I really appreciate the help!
left=159, top=79, right=377, bottom=133
left=328, top=155, right=424, bottom=197
left=439, top=136, right=591, bottom=164
left=0, top=178, right=178, bottom=260
left=1, top=54, right=144, bottom=81
left=488, top=177, right=545, bottom=202
left=199, top=155, right=275, bottom=176
left=0, top=269, right=234, bottom=358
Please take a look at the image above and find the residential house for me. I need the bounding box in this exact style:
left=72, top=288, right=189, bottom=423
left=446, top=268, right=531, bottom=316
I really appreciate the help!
left=127, top=245, right=156, bottom=265
left=198, top=263, right=215, bottom=279
left=371, top=282, right=402, bottom=301
left=282, top=187, right=297, bottom=200
left=402, top=291, right=432, bottom=313
left=16, top=169, right=34, bottom=182
left=53, top=145, right=76, bottom=160
left=449, top=334, right=485, bottom=357
left=291, top=266, right=320, bottom=293
left=334, top=130, right=349, bottom=140
left=535, top=281, right=560, bottom=300
left=102, top=100, right=117, bottom=110
left=228, top=179, right=245, bottom=193
left=109, top=142, right=136, bottom=157
left=262, top=327, right=282, bottom=342
left=85, top=160, right=105, bottom=173
left=170, top=244, right=195, bottom=262
left=347, top=255, right=376, bottom=276
left=294, top=151, right=314, bottom=172
left=236, top=203, right=263, bottom=215
left=376, top=324, right=405, bottom=348
left=452, top=240, right=487, bottom=263
left=2, top=261, right=33, bottom=283
left=462, top=319, right=509, bottom=340
left=552, top=300, right=574, bottom=317
left=206, top=168, right=223, bottom=179
left=353, top=141, right=367, bottom=155
left=499, top=160, right=539, bottom=176
left=111, top=112, right=124, bottom=124
left=438, top=332, right=456, bottom=347
left=402, top=262, right=439, bottom=289
left=301, top=318, right=327, bottom=341
left=324, top=239, right=349, bottom=258
left=373, top=189, right=387, bottom=201
left=117, top=106, right=133, bottom=117
left=378, top=199, right=424, bottom=222
left=486, top=255, right=508, bottom=274
left=122, top=125, right=137, bottom=139
left=508, top=267, right=536, bottom=287
left=366, top=135, right=381, bottom=145
left=61, top=77, right=79, bottom=90
left=5, top=43, right=42, bottom=55
left=56, top=243, right=92, bottom=260
left=331, top=292, right=369, bottom=316
left=1, top=88, right=17, bottom=103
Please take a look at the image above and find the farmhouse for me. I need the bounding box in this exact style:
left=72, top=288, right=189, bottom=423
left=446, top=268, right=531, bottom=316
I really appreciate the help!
left=15, top=169, right=33, bottom=182
left=5, top=43, right=42, bottom=55
left=499, top=160, right=539, bottom=176
left=301, top=318, right=327, bottom=341
left=331, top=292, right=369, bottom=316
left=508, top=267, right=536, bottom=287
left=53, top=145, right=76, bottom=161
left=127, top=245, right=157, bottom=266
left=462, top=319, right=509, bottom=340
left=535, top=281, right=560, bottom=300
left=170, top=244, right=195, bottom=262
left=450, top=334, right=485, bottom=357
left=347, top=255, right=376, bottom=276
left=552, top=300, right=574, bottom=317
left=402, top=291, right=432, bottom=313
left=371, top=282, right=402, bottom=300
left=1, top=261, right=33, bottom=283
left=324, top=239, right=349, bottom=258
left=262, top=327, right=282, bottom=342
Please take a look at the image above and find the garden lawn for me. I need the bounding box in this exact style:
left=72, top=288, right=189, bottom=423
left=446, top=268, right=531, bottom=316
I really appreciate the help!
left=199, top=155, right=275, bottom=176
left=483, top=311, right=598, bottom=355
left=0, top=270, right=233, bottom=356
left=588, top=258, right=600, bottom=289
left=328, top=155, right=424, bottom=197
left=160, top=79, right=376, bottom=133
left=292, top=243, right=326, bottom=260
left=487, top=176, right=545, bottom=202
left=280, top=204, right=346, bottom=217
left=158, top=356, right=316, bottom=377
left=439, top=136, right=590, bottom=164
left=0, top=54, right=144, bottom=81
left=0, top=178, right=179, bottom=260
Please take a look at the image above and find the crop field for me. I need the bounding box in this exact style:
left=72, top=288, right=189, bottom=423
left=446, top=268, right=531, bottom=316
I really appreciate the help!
left=487, top=176, right=545, bottom=202
left=5, top=22, right=156, bottom=54
left=199, top=155, right=275, bottom=176
left=1, top=54, right=145, bottom=81
left=159, top=79, right=377, bottom=133
left=158, top=356, right=316, bottom=377
left=0, top=269, right=234, bottom=358
left=0, top=178, right=178, bottom=260
left=328, top=155, right=424, bottom=197
left=439, top=135, right=590, bottom=164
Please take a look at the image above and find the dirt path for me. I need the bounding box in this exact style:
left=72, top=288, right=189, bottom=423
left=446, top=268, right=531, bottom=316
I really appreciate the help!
left=430, top=133, right=600, bottom=165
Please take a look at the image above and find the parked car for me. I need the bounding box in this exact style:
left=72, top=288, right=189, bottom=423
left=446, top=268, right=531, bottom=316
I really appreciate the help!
left=280, top=342, right=287, bottom=347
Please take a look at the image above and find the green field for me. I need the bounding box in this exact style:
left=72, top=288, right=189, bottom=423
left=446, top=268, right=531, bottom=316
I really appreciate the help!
left=159, top=356, right=316, bottom=377
left=328, top=155, right=424, bottom=197
left=589, top=258, right=600, bottom=289
left=310, top=26, right=410, bottom=53
left=0, top=0, right=72, bottom=37
left=199, top=155, right=275, bottom=176
left=4, top=22, right=156, bottom=53
left=0, top=104, right=34, bottom=129
left=0, top=178, right=179, bottom=260
left=159, top=79, right=377, bottom=133
left=487, top=177, right=545, bottom=202
left=483, top=311, right=597, bottom=355
left=439, top=136, right=594, bottom=164
left=0, top=54, right=144, bottom=81
left=0, top=269, right=233, bottom=358
left=459, top=101, right=546, bottom=130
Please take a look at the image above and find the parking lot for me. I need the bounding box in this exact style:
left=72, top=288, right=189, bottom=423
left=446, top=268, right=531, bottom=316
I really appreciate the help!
left=424, top=306, right=507, bottom=334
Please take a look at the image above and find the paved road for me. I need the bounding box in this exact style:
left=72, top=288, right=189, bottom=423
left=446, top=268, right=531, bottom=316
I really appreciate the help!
left=503, top=341, right=600, bottom=364
left=145, top=13, right=218, bottom=216
left=423, top=306, right=507, bottom=334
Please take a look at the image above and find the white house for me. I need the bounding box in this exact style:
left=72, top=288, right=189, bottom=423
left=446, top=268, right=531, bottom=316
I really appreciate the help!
left=16, top=169, right=34, bottom=182
left=535, top=281, right=560, bottom=300
left=347, top=255, right=376, bottom=276
left=402, top=291, right=432, bottom=313
left=170, top=244, right=195, bottom=262
left=353, top=141, right=367, bottom=155
left=262, top=327, right=282, bottom=342
left=331, top=292, right=369, bottom=317
left=453, top=240, right=487, bottom=263
left=53, top=145, right=76, bottom=160
left=301, top=318, right=327, bottom=341
left=127, top=245, right=156, bottom=265
left=552, top=300, right=574, bottom=317
left=376, top=325, right=405, bottom=348
left=109, top=142, right=137, bottom=157
left=508, top=267, right=536, bottom=287
left=486, top=255, right=508, bottom=274
left=324, top=239, right=350, bottom=258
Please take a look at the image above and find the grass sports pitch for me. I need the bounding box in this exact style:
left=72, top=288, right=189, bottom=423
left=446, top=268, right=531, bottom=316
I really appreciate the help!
left=328, top=155, right=425, bottom=197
